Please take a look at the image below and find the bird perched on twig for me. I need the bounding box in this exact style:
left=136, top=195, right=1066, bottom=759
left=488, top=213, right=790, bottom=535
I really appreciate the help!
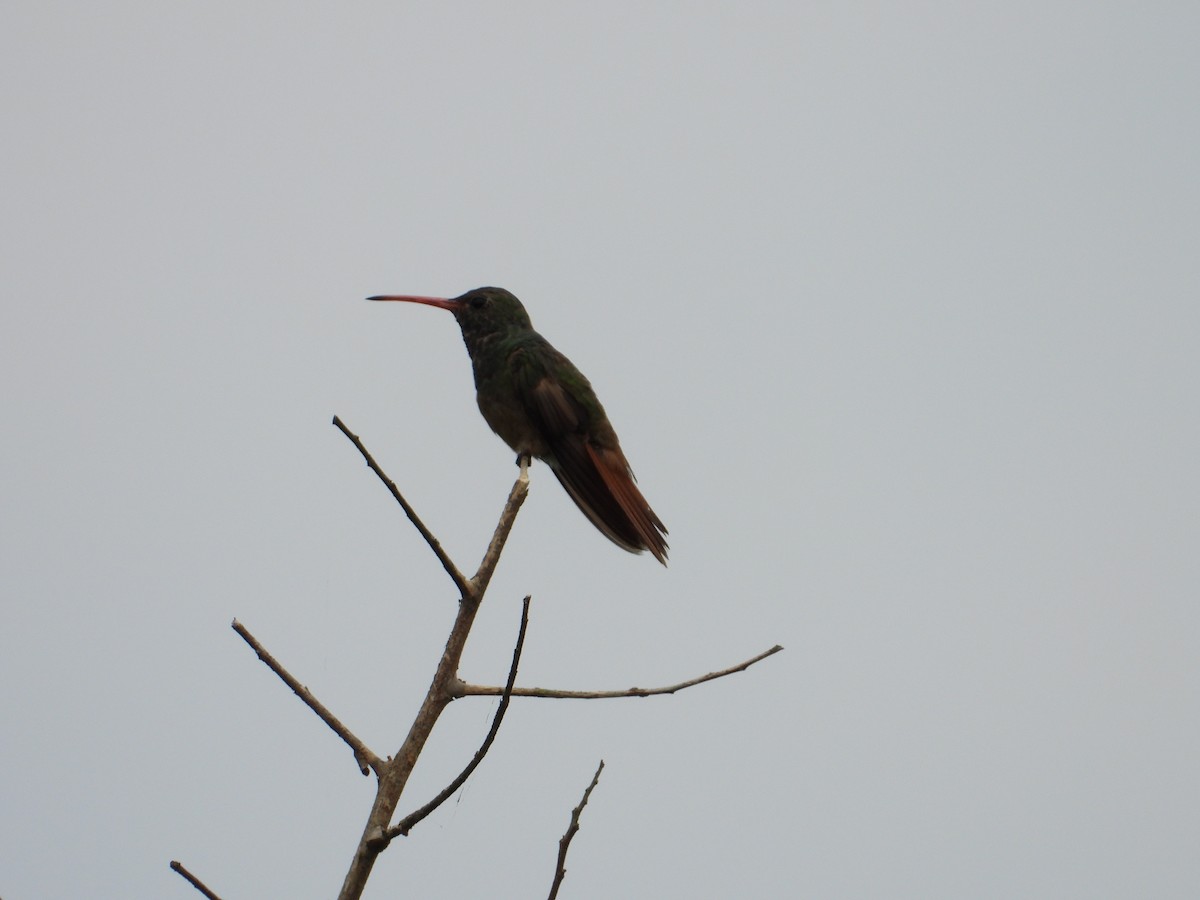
left=370, top=286, right=668, bottom=565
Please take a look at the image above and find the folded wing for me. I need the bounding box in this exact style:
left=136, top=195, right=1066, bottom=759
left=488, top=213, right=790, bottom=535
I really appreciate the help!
left=527, top=375, right=668, bottom=564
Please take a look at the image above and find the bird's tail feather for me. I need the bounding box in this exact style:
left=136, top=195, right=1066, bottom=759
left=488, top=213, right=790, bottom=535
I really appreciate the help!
left=549, top=443, right=668, bottom=565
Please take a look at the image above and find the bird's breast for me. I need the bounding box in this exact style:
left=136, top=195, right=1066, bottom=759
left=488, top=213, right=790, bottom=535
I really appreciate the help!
left=475, top=390, right=549, bottom=458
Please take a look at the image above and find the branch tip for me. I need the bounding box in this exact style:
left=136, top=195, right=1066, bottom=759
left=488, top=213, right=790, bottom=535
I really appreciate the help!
left=461, top=643, right=783, bottom=701
left=333, top=415, right=473, bottom=596
left=170, top=860, right=224, bottom=900
left=232, top=619, right=382, bottom=775
left=547, top=760, right=606, bottom=900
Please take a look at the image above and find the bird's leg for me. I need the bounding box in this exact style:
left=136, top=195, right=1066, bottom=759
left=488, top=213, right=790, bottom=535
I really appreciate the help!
left=516, top=452, right=531, bottom=484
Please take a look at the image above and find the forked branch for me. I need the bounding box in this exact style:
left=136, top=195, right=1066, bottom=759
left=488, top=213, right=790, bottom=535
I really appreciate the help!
left=188, top=416, right=779, bottom=900
left=335, top=420, right=532, bottom=900
left=387, top=595, right=531, bottom=841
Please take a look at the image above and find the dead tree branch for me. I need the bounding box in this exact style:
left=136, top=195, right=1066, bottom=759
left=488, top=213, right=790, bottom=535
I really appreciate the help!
left=387, top=595, right=531, bottom=840
left=334, top=417, right=529, bottom=900
left=547, top=760, right=605, bottom=900
left=169, top=860, right=224, bottom=900
left=461, top=644, right=784, bottom=700
left=332, top=414, right=473, bottom=597
left=471, top=465, right=529, bottom=592
left=231, top=619, right=382, bottom=776
left=190, top=416, right=777, bottom=899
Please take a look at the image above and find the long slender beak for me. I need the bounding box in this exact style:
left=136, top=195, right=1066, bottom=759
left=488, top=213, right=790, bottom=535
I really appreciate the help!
left=367, top=294, right=459, bottom=311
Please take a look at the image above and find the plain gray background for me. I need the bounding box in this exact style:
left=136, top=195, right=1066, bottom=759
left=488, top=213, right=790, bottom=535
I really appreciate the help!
left=3, top=3, right=1197, bottom=898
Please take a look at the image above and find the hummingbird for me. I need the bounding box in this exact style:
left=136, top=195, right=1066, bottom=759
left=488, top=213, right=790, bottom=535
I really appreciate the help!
left=369, top=286, right=668, bottom=565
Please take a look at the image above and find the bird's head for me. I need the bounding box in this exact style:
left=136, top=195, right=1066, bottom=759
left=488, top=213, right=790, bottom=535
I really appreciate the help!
left=369, top=286, right=532, bottom=340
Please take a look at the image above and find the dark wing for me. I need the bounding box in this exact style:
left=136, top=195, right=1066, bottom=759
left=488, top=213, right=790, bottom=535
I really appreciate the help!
left=526, top=375, right=668, bottom=564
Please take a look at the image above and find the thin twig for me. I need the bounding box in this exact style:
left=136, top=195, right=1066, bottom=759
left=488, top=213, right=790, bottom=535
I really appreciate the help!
left=169, top=861, right=224, bottom=900
left=232, top=619, right=383, bottom=776
left=547, top=761, right=605, bottom=900
left=470, top=468, right=529, bottom=592
left=461, top=644, right=784, bottom=700
left=333, top=415, right=473, bottom=598
left=387, top=595, right=532, bottom=840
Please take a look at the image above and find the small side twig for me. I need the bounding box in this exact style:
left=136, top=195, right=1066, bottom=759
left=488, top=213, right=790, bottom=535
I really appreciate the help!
left=333, top=415, right=473, bottom=598
left=388, top=595, right=532, bottom=840
left=461, top=644, right=784, bottom=700
left=547, top=761, right=605, bottom=900
left=232, top=619, right=383, bottom=776
left=170, top=860, right=224, bottom=900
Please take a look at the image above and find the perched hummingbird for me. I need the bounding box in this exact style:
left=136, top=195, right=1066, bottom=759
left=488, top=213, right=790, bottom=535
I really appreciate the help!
left=369, top=286, right=668, bottom=565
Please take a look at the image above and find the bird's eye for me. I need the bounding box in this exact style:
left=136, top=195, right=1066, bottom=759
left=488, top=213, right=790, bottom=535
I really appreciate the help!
left=468, top=294, right=488, bottom=309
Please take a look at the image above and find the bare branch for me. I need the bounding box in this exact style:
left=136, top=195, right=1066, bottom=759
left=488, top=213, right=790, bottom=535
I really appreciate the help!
left=186, top=413, right=783, bottom=900
left=332, top=415, right=473, bottom=598
left=387, top=595, right=531, bottom=840
left=547, top=761, right=605, bottom=900
left=232, top=619, right=383, bottom=776
left=336, top=478, right=528, bottom=897
left=462, top=644, right=784, bottom=700
left=169, top=860, right=224, bottom=900
left=470, top=464, right=529, bottom=592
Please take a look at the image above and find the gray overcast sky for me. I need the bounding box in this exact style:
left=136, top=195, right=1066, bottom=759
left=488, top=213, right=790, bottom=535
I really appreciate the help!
left=3, top=3, right=1198, bottom=898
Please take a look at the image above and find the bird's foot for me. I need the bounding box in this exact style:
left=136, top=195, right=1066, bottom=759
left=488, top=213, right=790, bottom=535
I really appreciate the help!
left=516, top=452, right=531, bottom=484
